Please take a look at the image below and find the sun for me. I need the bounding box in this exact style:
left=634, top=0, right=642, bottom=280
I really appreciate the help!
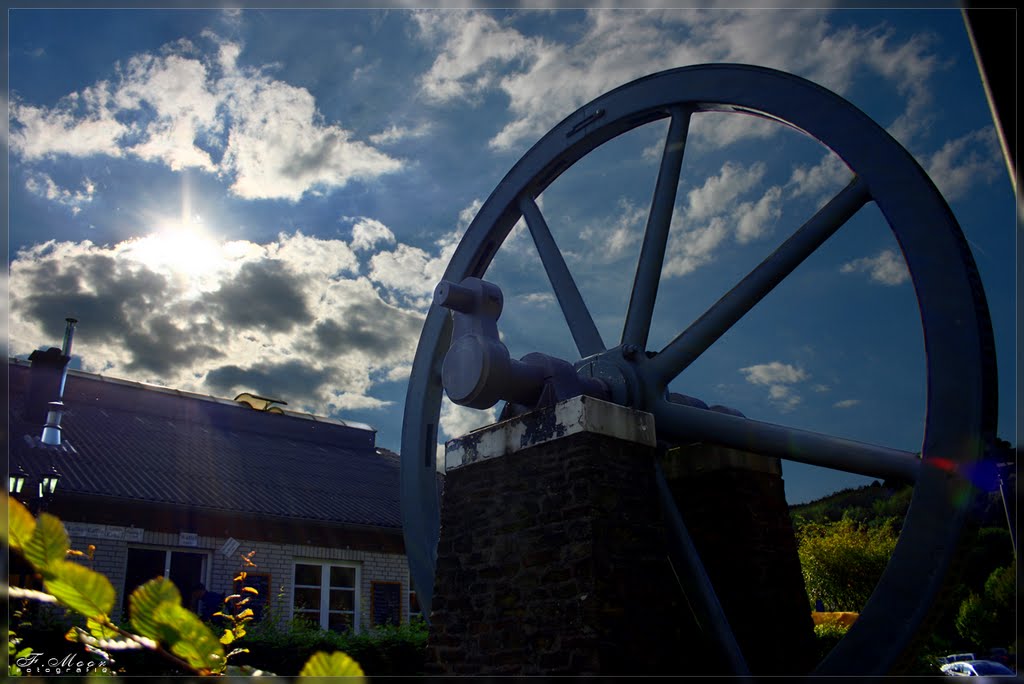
left=124, top=216, right=226, bottom=289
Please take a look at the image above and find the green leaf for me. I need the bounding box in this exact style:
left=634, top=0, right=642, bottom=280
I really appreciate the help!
left=44, top=560, right=116, bottom=618
left=7, top=496, right=36, bottom=551
left=87, top=617, right=121, bottom=641
left=129, top=577, right=182, bottom=642
left=151, top=601, right=225, bottom=674
left=299, top=651, right=365, bottom=678
left=23, top=512, right=70, bottom=574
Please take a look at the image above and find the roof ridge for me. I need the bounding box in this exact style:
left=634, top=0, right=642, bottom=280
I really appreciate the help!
left=9, top=356, right=375, bottom=432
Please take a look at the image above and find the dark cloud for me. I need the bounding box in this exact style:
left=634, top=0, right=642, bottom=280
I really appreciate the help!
left=281, top=130, right=342, bottom=180
left=312, top=300, right=421, bottom=358
left=9, top=233, right=421, bottom=414
left=122, top=314, right=225, bottom=378
left=204, top=359, right=333, bottom=407
left=207, top=260, right=313, bottom=332
left=17, top=254, right=169, bottom=344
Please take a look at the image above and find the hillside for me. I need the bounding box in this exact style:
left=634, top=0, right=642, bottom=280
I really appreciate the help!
left=789, top=475, right=1013, bottom=530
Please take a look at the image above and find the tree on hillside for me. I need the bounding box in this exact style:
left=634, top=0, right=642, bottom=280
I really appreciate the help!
left=954, top=561, right=1016, bottom=650
left=795, top=517, right=899, bottom=611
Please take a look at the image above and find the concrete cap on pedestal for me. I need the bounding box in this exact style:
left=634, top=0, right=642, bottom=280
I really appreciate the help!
left=445, top=395, right=656, bottom=471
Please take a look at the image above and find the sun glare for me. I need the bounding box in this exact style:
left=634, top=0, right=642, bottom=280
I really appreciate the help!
left=124, top=217, right=227, bottom=292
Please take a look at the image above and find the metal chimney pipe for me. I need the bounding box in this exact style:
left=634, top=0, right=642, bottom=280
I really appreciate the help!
left=41, top=317, right=78, bottom=446
left=41, top=401, right=65, bottom=446
left=58, top=317, right=78, bottom=398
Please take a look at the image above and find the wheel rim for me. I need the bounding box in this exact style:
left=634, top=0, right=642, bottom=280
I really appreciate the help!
left=400, top=63, right=997, bottom=674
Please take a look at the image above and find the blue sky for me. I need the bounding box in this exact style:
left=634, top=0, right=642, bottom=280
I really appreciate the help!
left=5, top=7, right=1016, bottom=504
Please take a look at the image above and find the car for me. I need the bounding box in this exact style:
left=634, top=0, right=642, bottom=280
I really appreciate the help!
left=940, top=659, right=1016, bottom=676
left=942, top=653, right=977, bottom=664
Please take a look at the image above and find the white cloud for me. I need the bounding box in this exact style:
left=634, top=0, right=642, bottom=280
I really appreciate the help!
left=924, top=127, right=1002, bottom=202
left=115, top=50, right=222, bottom=171
left=11, top=81, right=128, bottom=160
left=734, top=186, right=782, bottom=244
left=369, top=122, right=433, bottom=146
left=787, top=152, right=853, bottom=203
left=385, top=365, right=412, bottom=383
left=740, top=361, right=809, bottom=386
left=518, top=292, right=555, bottom=306
left=368, top=240, right=454, bottom=308
left=439, top=398, right=497, bottom=441
left=25, top=173, right=96, bottom=215
left=331, top=391, right=393, bottom=411
left=840, top=249, right=909, bottom=286
left=834, top=399, right=861, bottom=409
left=349, top=217, right=397, bottom=252
left=663, top=218, right=729, bottom=278
left=415, top=10, right=539, bottom=105
left=414, top=10, right=944, bottom=154
left=10, top=35, right=402, bottom=202
left=661, top=162, right=782, bottom=278
left=578, top=199, right=646, bottom=263
left=366, top=199, right=477, bottom=308
left=218, top=54, right=402, bottom=200
left=686, top=162, right=765, bottom=222
left=768, top=384, right=802, bottom=412
left=740, top=360, right=809, bottom=413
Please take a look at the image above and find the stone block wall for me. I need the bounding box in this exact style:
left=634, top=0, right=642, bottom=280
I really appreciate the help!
left=425, top=430, right=688, bottom=675
left=661, top=447, right=818, bottom=675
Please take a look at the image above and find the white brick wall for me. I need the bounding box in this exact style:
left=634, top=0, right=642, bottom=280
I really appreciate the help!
left=62, top=521, right=411, bottom=632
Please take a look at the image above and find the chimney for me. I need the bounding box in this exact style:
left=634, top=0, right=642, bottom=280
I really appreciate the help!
left=26, top=319, right=78, bottom=445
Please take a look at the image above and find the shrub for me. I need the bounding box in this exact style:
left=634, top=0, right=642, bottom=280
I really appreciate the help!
left=812, top=621, right=849, bottom=662
left=230, top=618, right=428, bottom=676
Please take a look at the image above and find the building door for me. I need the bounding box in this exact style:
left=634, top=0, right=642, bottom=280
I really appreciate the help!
left=124, top=548, right=208, bottom=613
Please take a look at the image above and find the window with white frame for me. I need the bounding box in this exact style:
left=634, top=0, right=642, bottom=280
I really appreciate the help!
left=292, top=561, right=360, bottom=633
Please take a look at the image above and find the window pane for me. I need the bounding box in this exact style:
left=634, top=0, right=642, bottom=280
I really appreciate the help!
left=295, top=564, right=321, bottom=586
left=328, top=612, right=353, bottom=633
left=124, top=549, right=167, bottom=606
left=294, top=610, right=320, bottom=628
left=330, top=566, right=355, bottom=588
left=329, top=589, right=354, bottom=611
left=293, top=587, right=321, bottom=611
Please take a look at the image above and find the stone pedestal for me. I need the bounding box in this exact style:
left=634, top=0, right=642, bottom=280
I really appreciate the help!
left=424, top=396, right=817, bottom=675
left=425, top=396, right=688, bottom=675
left=660, top=444, right=818, bottom=675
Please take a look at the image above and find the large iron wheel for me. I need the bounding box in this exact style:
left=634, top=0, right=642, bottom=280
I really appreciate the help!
left=400, top=64, right=997, bottom=675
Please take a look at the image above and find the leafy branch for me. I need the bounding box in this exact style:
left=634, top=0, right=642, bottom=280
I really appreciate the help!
left=6, top=495, right=365, bottom=678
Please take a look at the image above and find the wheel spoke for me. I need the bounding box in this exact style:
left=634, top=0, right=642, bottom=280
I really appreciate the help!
left=650, top=177, right=871, bottom=386
left=622, top=107, right=692, bottom=349
left=652, top=397, right=920, bottom=482
left=519, top=195, right=606, bottom=357
left=655, top=462, right=752, bottom=677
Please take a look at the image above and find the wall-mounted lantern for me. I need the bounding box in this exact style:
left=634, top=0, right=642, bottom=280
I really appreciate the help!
left=9, top=464, right=62, bottom=514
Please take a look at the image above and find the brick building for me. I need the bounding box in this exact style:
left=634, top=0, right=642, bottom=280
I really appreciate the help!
left=8, top=354, right=418, bottom=633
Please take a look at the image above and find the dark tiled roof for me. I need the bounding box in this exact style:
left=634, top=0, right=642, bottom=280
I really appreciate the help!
left=8, top=360, right=401, bottom=529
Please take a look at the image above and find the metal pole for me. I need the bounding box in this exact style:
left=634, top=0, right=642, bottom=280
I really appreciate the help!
left=58, top=318, right=78, bottom=398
